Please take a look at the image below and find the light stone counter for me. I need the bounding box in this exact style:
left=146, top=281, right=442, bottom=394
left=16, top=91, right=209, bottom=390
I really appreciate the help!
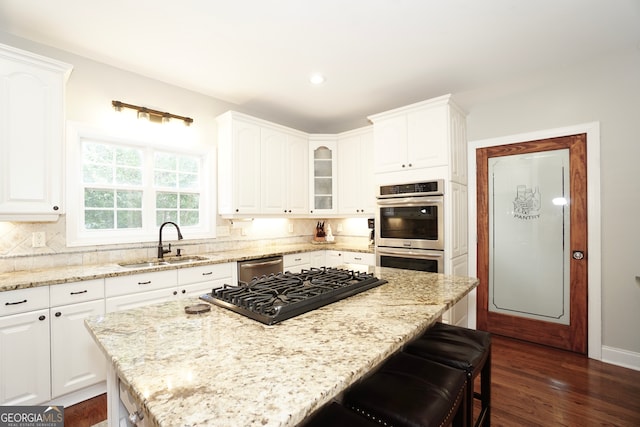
left=0, top=242, right=373, bottom=292
left=85, top=266, right=478, bottom=427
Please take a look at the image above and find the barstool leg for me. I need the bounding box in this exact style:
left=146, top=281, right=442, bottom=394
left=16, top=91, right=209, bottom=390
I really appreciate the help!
left=474, top=346, right=491, bottom=427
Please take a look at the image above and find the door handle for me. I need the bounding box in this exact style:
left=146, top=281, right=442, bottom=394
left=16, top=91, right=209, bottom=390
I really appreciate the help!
left=572, top=251, right=585, bottom=260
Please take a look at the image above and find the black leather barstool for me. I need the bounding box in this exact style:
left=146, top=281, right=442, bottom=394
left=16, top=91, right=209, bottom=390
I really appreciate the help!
left=343, top=352, right=467, bottom=427
left=404, top=323, right=491, bottom=427
left=302, top=402, right=382, bottom=427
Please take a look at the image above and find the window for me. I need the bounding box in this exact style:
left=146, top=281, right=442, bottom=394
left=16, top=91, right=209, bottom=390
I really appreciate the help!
left=66, top=124, right=212, bottom=246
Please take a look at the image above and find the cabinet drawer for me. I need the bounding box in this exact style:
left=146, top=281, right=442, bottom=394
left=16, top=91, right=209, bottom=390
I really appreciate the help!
left=343, top=252, right=375, bottom=266
left=106, top=289, right=174, bottom=313
left=0, top=287, right=49, bottom=316
left=284, top=253, right=310, bottom=268
left=50, top=279, right=105, bottom=306
left=105, top=270, right=177, bottom=297
left=178, top=263, right=234, bottom=285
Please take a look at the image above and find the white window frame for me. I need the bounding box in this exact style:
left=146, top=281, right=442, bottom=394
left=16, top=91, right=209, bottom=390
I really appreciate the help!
left=66, top=122, right=214, bottom=247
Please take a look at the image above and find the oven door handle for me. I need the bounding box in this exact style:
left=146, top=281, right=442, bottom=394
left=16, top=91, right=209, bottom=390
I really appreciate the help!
left=376, top=196, right=443, bottom=206
left=377, top=248, right=444, bottom=259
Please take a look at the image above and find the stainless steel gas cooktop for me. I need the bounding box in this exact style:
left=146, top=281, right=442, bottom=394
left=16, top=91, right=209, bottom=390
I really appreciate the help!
left=200, top=267, right=387, bottom=325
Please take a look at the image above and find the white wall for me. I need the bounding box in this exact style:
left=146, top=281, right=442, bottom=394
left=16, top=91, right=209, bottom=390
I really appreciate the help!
left=460, top=47, right=640, bottom=358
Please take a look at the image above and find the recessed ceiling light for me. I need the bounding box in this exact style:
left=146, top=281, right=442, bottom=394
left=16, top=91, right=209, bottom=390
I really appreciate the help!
left=309, top=73, right=325, bottom=85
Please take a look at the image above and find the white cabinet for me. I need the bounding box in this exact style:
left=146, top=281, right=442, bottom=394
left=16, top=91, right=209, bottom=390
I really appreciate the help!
left=217, top=111, right=308, bottom=216
left=105, top=270, right=177, bottom=312
left=441, top=256, right=469, bottom=327
left=337, top=127, right=375, bottom=215
left=449, top=182, right=468, bottom=259
left=217, top=112, right=262, bottom=216
left=177, top=263, right=236, bottom=298
left=309, top=251, right=326, bottom=268
left=261, top=127, right=308, bottom=214
left=284, top=252, right=311, bottom=273
left=50, top=279, right=106, bottom=398
left=326, top=251, right=375, bottom=272
left=0, top=43, right=72, bottom=221
left=0, top=287, right=51, bottom=405
left=309, top=136, right=338, bottom=215
left=342, top=252, right=375, bottom=266
left=368, top=94, right=467, bottom=184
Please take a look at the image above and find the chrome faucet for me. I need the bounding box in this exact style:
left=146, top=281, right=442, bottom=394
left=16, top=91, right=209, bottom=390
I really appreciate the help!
left=157, top=221, right=183, bottom=259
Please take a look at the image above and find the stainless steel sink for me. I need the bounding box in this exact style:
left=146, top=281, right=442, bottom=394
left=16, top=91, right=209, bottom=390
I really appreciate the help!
left=118, top=260, right=169, bottom=268
left=118, top=255, right=209, bottom=268
left=163, top=255, right=209, bottom=264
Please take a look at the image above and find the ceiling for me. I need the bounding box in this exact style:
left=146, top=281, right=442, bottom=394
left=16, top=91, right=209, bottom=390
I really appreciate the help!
left=1, top=0, right=639, bottom=133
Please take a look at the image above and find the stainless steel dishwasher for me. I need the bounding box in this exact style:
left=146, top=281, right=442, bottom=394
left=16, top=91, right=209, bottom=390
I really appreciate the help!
left=237, top=256, right=283, bottom=283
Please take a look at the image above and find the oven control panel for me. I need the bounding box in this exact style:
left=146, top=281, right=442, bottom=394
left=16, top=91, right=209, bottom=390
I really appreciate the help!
left=378, top=179, right=444, bottom=198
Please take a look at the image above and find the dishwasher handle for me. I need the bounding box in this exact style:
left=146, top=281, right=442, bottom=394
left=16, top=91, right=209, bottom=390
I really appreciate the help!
left=240, top=259, right=282, bottom=269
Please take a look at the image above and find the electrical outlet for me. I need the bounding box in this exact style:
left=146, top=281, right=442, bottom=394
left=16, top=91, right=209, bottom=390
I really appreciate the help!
left=32, top=232, right=46, bottom=248
left=288, top=223, right=294, bottom=233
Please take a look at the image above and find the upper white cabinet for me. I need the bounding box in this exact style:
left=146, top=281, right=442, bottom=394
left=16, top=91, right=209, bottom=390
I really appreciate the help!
left=368, top=94, right=467, bottom=184
left=0, top=44, right=72, bottom=221
left=261, top=127, right=308, bottom=214
left=337, top=127, right=375, bottom=215
left=309, top=136, right=338, bottom=215
left=217, top=112, right=262, bottom=216
left=217, top=111, right=308, bottom=217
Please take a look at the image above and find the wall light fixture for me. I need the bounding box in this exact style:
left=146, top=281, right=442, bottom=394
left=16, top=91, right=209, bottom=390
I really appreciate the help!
left=112, top=100, right=193, bottom=125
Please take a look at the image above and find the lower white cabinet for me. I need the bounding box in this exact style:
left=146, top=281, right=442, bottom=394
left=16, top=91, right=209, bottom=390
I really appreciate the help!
left=0, top=287, right=51, bottom=405
left=325, top=251, right=375, bottom=272
left=178, top=263, right=235, bottom=298
left=284, top=253, right=311, bottom=273
left=343, top=252, right=375, bottom=266
left=50, top=299, right=106, bottom=397
left=309, top=251, right=325, bottom=268
left=105, top=270, right=177, bottom=313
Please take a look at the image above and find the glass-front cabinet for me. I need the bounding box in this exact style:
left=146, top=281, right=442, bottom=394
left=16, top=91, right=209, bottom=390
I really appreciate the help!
left=308, top=136, right=337, bottom=215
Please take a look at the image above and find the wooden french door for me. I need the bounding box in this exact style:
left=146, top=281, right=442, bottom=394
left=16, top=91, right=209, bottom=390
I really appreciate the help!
left=476, top=134, right=587, bottom=354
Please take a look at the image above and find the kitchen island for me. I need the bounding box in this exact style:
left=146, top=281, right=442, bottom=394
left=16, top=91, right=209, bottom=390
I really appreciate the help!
left=85, top=266, right=478, bottom=427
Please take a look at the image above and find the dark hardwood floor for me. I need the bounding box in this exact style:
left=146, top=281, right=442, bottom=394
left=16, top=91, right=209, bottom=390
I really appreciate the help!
left=64, top=335, right=640, bottom=426
left=482, top=335, right=640, bottom=426
left=63, top=393, right=106, bottom=427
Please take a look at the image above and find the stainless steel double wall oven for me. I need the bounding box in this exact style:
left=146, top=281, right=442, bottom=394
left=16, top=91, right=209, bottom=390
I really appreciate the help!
left=375, top=180, right=444, bottom=273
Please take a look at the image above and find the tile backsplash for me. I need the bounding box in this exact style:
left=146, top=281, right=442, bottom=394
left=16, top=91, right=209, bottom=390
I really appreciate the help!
left=0, top=217, right=371, bottom=273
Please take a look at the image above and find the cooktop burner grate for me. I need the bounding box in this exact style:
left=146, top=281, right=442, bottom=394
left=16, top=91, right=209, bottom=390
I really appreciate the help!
left=200, top=267, right=387, bottom=325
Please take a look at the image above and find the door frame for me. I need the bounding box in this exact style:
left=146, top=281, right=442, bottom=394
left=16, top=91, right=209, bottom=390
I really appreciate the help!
left=467, top=122, right=601, bottom=360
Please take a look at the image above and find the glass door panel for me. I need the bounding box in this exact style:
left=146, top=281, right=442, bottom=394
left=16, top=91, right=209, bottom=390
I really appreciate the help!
left=488, top=149, right=570, bottom=325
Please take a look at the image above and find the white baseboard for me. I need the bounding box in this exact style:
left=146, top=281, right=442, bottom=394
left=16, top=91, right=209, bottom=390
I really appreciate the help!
left=601, top=345, right=640, bottom=371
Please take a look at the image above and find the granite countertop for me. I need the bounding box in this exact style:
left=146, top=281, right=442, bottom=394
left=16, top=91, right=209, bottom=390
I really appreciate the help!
left=0, top=242, right=373, bottom=292
left=85, top=266, right=478, bottom=427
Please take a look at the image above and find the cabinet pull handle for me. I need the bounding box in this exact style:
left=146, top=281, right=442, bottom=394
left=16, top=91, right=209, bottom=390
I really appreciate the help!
left=295, top=258, right=301, bottom=261
left=202, top=272, right=213, bottom=276
left=5, top=299, right=27, bottom=306
left=70, top=290, right=88, bottom=295
left=354, top=257, right=362, bottom=261
left=138, top=281, right=152, bottom=285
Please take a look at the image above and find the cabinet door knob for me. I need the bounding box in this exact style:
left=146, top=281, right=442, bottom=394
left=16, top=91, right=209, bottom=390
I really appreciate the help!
left=408, top=163, right=412, bottom=167
left=39, top=315, right=46, bottom=321
left=53, top=205, right=59, bottom=211
left=55, top=311, right=62, bottom=317
left=173, top=291, right=178, bottom=296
